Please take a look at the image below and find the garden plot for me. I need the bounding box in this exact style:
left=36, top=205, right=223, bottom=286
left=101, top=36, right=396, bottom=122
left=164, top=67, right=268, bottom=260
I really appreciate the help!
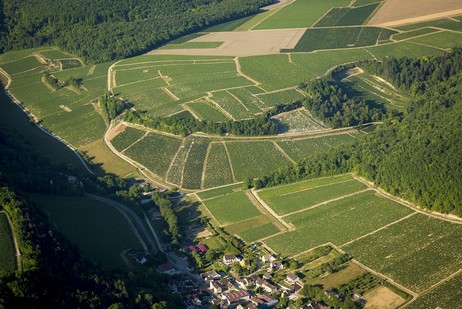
left=225, top=141, right=290, bottom=180
left=343, top=213, right=462, bottom=293
left=264, top=190, right=413, bottom=256
left=203, top=143, right=235, bottom=188
left=202, top=191, right=261, bottom=225
left=124, top=132, right=182, bottom=178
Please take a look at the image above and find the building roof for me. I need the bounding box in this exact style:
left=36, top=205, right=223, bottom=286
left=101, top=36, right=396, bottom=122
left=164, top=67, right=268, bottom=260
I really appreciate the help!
left=197, top=244, right=208, bottom=253
left=287, top=272, right=299, bottom=281
left=223, top=290, right=250, bottom=303
left=188, top=245, right=197, bottom=252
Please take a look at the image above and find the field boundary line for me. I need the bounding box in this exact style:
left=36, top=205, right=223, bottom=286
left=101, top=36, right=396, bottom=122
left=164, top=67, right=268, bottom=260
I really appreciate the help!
left=200, top=142, right=212, bottom=189
left=194, top=194, right=223, bottom=227
left=339, top=212, right=417, bottom=247
left=162, top=87, right=180, bottom=101
left=222, top=142, right=237, bottom=182
left=234, top=57, right=261, bottom=86
left=207, top=96, right=236, bottom=121
left=279, top=178, right=357, bottom=197
left=181, top=103, right=203, bottom=120
left=108, top=60, right=122, bottom=91
left=226, top=90, right=251, bottom=112
left=245, top=191, right=288, bottom=232
left=0, top=67, right=12, bottom=89
left=114, top=76, right=164, bottom=89
left=158, top=69, right=171, bottom=86
left=272, top=141, right=296, bottom=164
left=352, top=175, right=462, bottom=224
left=391, top=29, right=444, bottom=42
left=166, top=137, right=188, bottom=182
left=249, top=189, right=293, bottom=231
left=406, top=40, right=449, bottom=51
left=280, top=188, right=373, bottom=218
left=180, top=139, right=195, bottom=187
left=120, top=132, right=149, bottom=154
left=2, top=210, right=22, bottom=272
left=402, top=269, right=462, bottom=308
left=87, top=65, right=96, bottom=75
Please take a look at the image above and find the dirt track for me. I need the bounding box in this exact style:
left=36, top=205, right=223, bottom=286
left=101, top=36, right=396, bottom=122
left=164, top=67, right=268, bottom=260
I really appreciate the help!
left=368, top=0, right=462, bottom=27
left=148, top=28, right=306, bottom=56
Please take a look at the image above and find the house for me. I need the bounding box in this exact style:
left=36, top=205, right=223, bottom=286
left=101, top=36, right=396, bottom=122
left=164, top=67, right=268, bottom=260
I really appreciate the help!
left=237, top=301, right=258, bottom=309
left=158, top=263, right=176, bottom=275
left=201, top=270, right=221, bottom=282
left=223, top=290, right=250, bottom=305
left=217, top=279, right=235, bottom=291
left=240, top=259, right=251, bottom=269
left=256, top=278, right=278, bottom=293
left=293, top=283, right=303, bottom=294
left=262, top=272, right=272, bottom=280
left=197, top=244, right=208, bottom=254
left=306, top=301, right=331, bottom=309
left=261, top=254, right=276, bottom=263
left=285, top=273, right=300, bottom=285
left=210, top=281, right=223, bottom=294
left=250, top=297, right=265, bottom=306
left=188, top=245, right=197, bottom=253
left=223, top=254, right=240, bottom=265
left=269, top=261, right=284, bottom=270
left=258, top=294, right=278, bottom=307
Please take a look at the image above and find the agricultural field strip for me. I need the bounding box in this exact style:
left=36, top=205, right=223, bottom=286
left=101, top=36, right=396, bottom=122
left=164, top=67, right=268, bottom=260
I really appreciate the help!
left=391, top=28, right=444, bottom=41
left=272, top=141, right=296, bottom=164
left=166, top=137, right=190, bottom=182
left=120, top=132, right=149, bottom=153
left=249, top=189, right=294, bottom=231
left=222, top=142, right=237, bottom=182
left=406, top=40, right=449, bottom=52
left=280, top=188, right=372, bottom=218
left=414, top=268, right=462, bottom=299
left=278, top=178, right=358, bottom=197
left=113, top=59, right=233, bottom=68
left=114, top=76, right=165, bottom=88
left=200, top=142, right=213, bottom=189
left=180, top=139, right=197, bottom=186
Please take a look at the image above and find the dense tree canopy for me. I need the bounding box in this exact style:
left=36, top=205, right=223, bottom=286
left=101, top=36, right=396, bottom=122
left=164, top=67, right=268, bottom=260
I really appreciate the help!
left=1, top=0, right=272, bottom=62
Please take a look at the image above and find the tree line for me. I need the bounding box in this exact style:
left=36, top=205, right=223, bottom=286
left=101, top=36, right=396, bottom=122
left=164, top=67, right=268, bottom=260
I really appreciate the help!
left=250, top=48, right=462, bottom=217
left=1, top=0, right=273, bottom=63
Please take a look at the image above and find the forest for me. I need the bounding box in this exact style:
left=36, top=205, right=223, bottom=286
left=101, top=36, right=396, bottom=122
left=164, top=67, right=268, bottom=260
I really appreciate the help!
left=252, top=48, right=462, bottom=216
left=0, top=0, right=272, bottom=63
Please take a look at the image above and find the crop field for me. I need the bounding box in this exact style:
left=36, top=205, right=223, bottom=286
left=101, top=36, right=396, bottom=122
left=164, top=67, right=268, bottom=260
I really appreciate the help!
left=225, top=141, right=290, bottom=180
left=227, top=87, right=266, bottom=112
left=0, top=212, right=16, bottom=273
left=181, top=136, right=210, bottom=189
left=258, top=178, right=369, bottom=215
left=396, top=16, right=462, bottom=32
left=343, top=214, right=462, bottom=293
left=110, top=126, right=146, bottom=152
left=196, top=183, right=243, bottom=200
left=210, top=91, right=254, bottom=120
left=124, top=132, right=181, bottom=178
left=34, top=194, right=143, bottom=268
left=59, top=59, right=84, bottom=69
left=1, top=56, right=42, bottom=75
left=239, top=54, right=315, bottom=91
left=120, top=87, right=180, bottom=116
left=115, top=54, right=233, bottom=66
left=406, top=272, right=462, bottom=309
left=264, top=190, right=413, bottom=256
left=254, top=0, right=350, bottom=29
left=391, top=28, right=440, bottom=41
left=202, top=15, right=256, bottom=32
left=408, top=31, right=462, bottom=50
left=291, top=49, right=373, bottom=76
left=273, top=108, right=326, bottom=133
left=225, top=215, right=280, bottom=242
left=202, top=191, right=261, bottom=225
left=188, top=100, right=229, bottom=121
left=276, top=133, right=357, bottom=161
left=115, top=68, right=165, bottom=86
left=166, top=136, right=194, bottom=185
left=365, top=41, right=441, bottom=60
left=353, top=0, right=382, bottom=6
left=0, top=47, right=55, bottom=64
left=159, top=42, right=223, bottom=50
left=203, top=143, right=235, bottom=188
left=315, top=3, right=380, bottom=27
left=288, top=27, right=396, bottom=52
left=39, top=49, right=75, bottom=60
left=255, top=89, right=305, bottom=107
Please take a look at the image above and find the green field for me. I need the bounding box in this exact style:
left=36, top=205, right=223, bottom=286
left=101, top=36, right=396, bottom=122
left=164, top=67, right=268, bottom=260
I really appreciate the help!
left=255, top=89, right=305, bottom=107
left=343, top=214, right=462, bottom=293
left=0, top=212, right=16, bottom=273
left=124, top=132, right=181, bottom=178
left=406, top=272, right=462, bottom=309
left=259, top=178, right=368, bottom=215
left=315, top=3, right=379, bottom=27
left=225, top=215, right=280, bottom=242
left=264, top=190, right=413, bottom=256
left=196, top=183, right=243, bottom=200
left=39, top=49, right=76, bottom=60
left=1, top=56, right=42, bottom=75
left=276, top=134, right=357, bottom=161
left=408, top=31, right=462, bottom=50
left=391, top=28, right=440, bottom=41
left=239, top=55, right=315, bottom=91
left=203, top=143, right=235, bottom=188
left=287, top=27, right=396, bottom=52
left=254, top=0, right=349, bottom=29
left=225, top=141, right=290, bottom=180
left=34, top=195, right=143, bottom=268
left=227, top=87, right=266, bottom=112
left=365, top=41, right=441, bottom=60
left=159, top=41, right=223, bottom=50
left=181, top=136, right=210, bottom=189
left=211, top=91, right=254, bottom=120
left=396, top=16, right=462, bottom=32
left=202, top=191, right=261, bottom=225
left=110, top=126, right=146, bottom=152
left=166, top=137, right=194, bottom=185
left=188, top=100, right=229, bottom=121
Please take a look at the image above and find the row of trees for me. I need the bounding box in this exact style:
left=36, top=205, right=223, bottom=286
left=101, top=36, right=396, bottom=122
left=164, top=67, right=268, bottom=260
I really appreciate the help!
left=250, top=48, right=462, bottom=216
left=1, top=0, right=273, bottom=63
left=151, top=192, right=181, bottom=245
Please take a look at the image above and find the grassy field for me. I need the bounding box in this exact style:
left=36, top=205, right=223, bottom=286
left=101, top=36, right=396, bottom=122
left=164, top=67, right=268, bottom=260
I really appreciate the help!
left=406, top=272, right=462, bottom=309
left=239, top=54, right=315, bottom=91
left=408, top=31, right=462, bottom=50
left=159, top=42, right=223, bottom=50
left=343, top=214, right=462, bottom=293
left=396, top=16, right=462, bottom=32
left=287, top=27, right=396, bottom=52
left=202, top=191, right=261, bottom=225
left=365, top=41, right=441, bottom=60
left=264, top=190, right=413, bottom=256
left=1, top=56, right=42, bottom=75
left=196, top=183, right=243, bottom=200
left=225, top=141, right=290, bottom=180
left=254, top=0, right=350, bottom=29
left=181, top=136, right=210, bottom=189
left=0, top=212, right=16, bottom=273
left=276, top=133, right=357, bottom=162
left=315, top=3, right=379, bottom=27
left=203, top=143, right=235, bottom=188
left=34, top=194, right=143, bottom=268
left=255, top=89, right=305, bottom=107
left=225, top=215, right=280, bottom=242
left=39, top=49, right=76, bottom=60
left=124, top=132, right=182, bottom=178
left=188, top=100, right=230, bottom=121
left=391, top=28, right=440, bottom=41
left=110, top=126, right=146, bottom=152
left=259, top=178, right=369, bottom=215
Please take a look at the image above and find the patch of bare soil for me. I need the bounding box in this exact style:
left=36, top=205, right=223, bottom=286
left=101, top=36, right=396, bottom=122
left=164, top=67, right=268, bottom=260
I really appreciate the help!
left=59, top=105, right=72, bottom=112
left=107, top=123, right=126, bottom=141
left=368, top=0, right=462, bottom=27
left=363, top=286, right=406, bottom=309
left=148, top=28, right=306, bottom=56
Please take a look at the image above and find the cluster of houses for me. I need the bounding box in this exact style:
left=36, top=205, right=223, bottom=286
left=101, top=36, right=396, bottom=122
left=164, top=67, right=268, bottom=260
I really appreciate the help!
left=199, top=253, right=312, bottom=308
